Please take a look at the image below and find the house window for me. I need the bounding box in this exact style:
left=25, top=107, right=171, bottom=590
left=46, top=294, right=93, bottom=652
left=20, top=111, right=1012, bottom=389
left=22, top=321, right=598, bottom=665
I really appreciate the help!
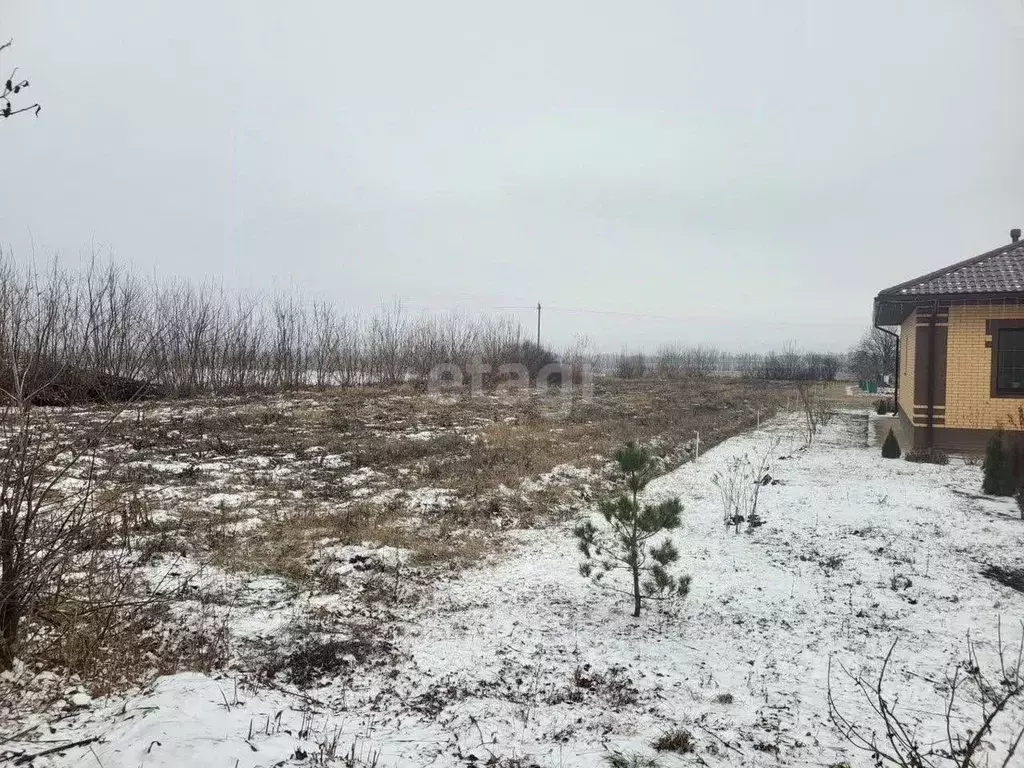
left=995, top=328, right=1024, bottom=394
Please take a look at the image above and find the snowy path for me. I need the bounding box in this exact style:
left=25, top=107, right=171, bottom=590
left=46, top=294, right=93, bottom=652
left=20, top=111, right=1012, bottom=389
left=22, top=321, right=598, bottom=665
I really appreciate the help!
left=12, top=410, right=1024, bottom=767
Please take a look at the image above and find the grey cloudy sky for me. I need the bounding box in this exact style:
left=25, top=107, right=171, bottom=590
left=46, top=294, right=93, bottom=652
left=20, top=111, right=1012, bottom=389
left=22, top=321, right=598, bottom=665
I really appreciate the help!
left=3, top=1, right=1024, bottom=352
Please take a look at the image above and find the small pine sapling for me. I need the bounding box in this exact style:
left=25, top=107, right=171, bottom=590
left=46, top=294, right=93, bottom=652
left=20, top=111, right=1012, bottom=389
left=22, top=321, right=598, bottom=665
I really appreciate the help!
left=881, top=429, right=900, bottom=459
left=574, top=442, right=691, bottom=618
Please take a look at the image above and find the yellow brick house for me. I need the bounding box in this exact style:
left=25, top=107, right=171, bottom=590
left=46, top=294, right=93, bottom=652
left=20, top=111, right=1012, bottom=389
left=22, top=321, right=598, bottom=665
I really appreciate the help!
left=874, top=229, right=1024, bottom=452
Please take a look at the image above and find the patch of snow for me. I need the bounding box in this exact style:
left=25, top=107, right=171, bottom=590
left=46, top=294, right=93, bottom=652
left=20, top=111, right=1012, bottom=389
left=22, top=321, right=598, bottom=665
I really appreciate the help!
left=405, top=487, right=456, bottom=512
left=341, top=467, right=380, bottom=487
left=405, top=430, right=436, bottom=441
left=321, top=454, right=351, bottom=469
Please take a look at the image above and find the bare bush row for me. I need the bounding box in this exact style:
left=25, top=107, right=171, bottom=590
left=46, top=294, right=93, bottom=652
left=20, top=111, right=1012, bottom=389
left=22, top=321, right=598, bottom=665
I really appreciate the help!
left=0, top=255, right=561, bottom=399
left=612, top=346, right=843, bottom=381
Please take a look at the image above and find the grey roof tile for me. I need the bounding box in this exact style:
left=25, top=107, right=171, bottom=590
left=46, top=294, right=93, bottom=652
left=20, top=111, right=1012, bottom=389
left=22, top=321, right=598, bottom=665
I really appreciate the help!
left=878, top=242, right=1024, bottom=297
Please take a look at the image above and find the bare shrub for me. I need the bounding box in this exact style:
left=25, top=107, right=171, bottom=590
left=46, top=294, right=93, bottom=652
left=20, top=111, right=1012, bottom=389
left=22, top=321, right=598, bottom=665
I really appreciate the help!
left=796, top=382, right=819, bottom=444
left=0, top=252, right=600, bottom=396
left=710, top=442, right=777, bottom=533
left=606, top=752, right=662, bottom=768
left=655, top=345, right=721, bottom=378
left=562, top=334, right=597, bottom=385
left=828, top=623, right=1024, bottom=767
left=615, top=349, right=647, bottom=379
left=551, top=663, right=641, bottom=707
left=651, top=726, right=695, bottom=754
left=0, top=266, right=154, bottom=668
left=741, top=346, right=842, bottom=382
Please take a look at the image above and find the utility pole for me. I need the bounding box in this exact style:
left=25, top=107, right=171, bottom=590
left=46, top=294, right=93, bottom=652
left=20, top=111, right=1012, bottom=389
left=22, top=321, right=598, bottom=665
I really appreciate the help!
left=536, top=302, right=541, bottom=348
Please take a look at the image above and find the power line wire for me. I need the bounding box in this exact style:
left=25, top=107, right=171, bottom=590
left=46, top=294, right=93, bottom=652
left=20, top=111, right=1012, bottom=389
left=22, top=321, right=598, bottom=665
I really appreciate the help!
left=494, top=304, right=860, bottom=328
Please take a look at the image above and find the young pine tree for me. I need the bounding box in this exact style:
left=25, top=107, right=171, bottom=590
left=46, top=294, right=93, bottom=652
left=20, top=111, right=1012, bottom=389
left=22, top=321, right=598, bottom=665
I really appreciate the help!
left=881, top=428, right=901, bottom=459
left=574, top=442, right=691, bottom=618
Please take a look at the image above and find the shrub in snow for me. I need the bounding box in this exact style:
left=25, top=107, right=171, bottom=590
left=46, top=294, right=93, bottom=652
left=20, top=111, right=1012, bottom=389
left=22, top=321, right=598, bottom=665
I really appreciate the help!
left=711, top=444, right=775, bottom=534
left=796, top=382, right=819, bottom=444
left=904, top=448, right=949, bottom=465
left=560, top=663, right=640, bottom=707
left=982, top=433, right=1014, bottom=496
left=651, top=727, right=695, bottom=754
left=875, top=398, right=893, bottom=415
left=606, top=752, right=662, bottom=768
left=881, top=429, right=900, bottom=459
left=889, top=573, right=912, bottom=591
left=1016, top=487, right=1024, bottom=521
left=574, top=442, right=691, bottom=618
left=829, top=628, right=1024, bottom=768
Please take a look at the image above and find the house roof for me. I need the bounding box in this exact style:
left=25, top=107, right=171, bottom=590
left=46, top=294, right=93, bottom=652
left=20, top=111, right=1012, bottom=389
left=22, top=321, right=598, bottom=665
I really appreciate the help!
left=877, top=240, right=1024, bottom=298
left=874, top=239, right=1024, bottom=325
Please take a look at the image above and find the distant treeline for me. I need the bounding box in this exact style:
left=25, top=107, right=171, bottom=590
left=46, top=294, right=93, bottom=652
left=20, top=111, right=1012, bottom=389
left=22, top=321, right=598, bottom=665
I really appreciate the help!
left=609, top=345, right=845, bottom=381
left=0, top=256, right=870, bottom=403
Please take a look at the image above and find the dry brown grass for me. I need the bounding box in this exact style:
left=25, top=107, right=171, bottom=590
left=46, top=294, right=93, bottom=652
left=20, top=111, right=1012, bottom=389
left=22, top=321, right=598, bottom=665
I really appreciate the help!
left=97, top=377, right=793, bottom=582
left=4, top=376, right=814, bottom=697
left=202, top=496, right=494, bottom=585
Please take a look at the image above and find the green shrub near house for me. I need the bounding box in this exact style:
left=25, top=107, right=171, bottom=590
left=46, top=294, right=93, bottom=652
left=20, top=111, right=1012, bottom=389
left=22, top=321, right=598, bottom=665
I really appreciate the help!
left=881, top=429, right=900, bottom=459
left=982, top=433, right=1014, bottom=496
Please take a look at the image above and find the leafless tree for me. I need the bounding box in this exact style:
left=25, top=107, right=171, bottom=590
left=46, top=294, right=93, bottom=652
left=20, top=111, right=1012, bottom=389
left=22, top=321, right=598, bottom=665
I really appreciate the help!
left=850, top=327, right=898, bottom=384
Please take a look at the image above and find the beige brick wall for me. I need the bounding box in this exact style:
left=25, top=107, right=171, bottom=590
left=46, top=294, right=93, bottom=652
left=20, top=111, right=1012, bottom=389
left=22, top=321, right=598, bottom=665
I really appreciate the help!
left=898, top=312, right=915, bottom=417
left=945, top=305, right=1024, bottom=430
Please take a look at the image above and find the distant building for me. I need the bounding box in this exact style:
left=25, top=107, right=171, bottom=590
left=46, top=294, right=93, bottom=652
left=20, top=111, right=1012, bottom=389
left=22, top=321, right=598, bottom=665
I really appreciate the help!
left=874, top=229, right=1024, bottom=452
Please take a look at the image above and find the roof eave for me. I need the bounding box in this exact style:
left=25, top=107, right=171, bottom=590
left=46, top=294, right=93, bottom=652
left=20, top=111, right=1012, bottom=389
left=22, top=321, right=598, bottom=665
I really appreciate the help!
left=873, top=290, right=1024, bottom=327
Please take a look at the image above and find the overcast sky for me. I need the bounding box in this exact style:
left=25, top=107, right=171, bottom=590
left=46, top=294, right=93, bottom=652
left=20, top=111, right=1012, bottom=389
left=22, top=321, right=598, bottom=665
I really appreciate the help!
left=3, top=1, right=1023, bottom=352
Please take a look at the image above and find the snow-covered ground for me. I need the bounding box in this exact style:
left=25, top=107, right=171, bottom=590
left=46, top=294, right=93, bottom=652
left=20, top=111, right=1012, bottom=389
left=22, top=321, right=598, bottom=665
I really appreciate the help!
left=5, top=410, right=1023, bottom=767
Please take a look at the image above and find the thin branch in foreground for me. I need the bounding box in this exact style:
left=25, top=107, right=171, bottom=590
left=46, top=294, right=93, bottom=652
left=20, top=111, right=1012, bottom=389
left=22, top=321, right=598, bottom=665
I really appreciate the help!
left=828, top=622, right=1024, bottom=768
